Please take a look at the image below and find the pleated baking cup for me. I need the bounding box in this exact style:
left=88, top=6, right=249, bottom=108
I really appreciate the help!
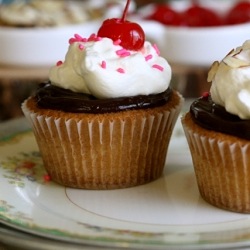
left=182, top=112, right=250, bottom=213
left=22, top=92, right=182, bottom=189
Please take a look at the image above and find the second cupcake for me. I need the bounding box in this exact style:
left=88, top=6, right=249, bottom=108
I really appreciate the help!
left=182, top=40, right=250, bottom=213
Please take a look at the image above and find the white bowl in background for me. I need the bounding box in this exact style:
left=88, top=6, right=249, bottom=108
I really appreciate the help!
left=140, top=20, right=250, bottom=67
left=0, top=20, right=101, bottom=67
left=1, top=16, right=249, bottom=68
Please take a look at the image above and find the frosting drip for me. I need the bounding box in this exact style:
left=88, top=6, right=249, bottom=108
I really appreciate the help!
left=35, top=82, right=172, bottom=113
left=190, top=94, right=250, bottom=139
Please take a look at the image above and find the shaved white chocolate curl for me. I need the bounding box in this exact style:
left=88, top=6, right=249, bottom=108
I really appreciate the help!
left=210, top=40, right=250, bottom=119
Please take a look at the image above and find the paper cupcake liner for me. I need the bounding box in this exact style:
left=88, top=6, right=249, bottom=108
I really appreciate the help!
left=22, top=96, right=182, bottom=189
left=182, top=118, right=250, bottom=213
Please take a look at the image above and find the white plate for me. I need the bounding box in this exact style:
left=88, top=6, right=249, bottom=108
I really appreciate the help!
left=1, top=123, right=250, bottom=249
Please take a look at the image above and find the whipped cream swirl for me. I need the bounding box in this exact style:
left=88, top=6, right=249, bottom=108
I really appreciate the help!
left=209, top=40, right=250, bottom=119
left=49, top=34, right=171, bottom=99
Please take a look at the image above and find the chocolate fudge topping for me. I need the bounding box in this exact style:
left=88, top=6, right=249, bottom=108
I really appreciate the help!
left=35, top=82, right=172, bottom=114
left=190, top=94, right=250, bottom=140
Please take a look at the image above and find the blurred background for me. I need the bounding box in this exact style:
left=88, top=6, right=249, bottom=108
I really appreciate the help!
left=0, top=0, right=249, bottom=121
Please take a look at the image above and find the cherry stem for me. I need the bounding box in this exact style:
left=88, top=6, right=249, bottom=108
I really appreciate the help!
left=121, top=0, right=130, bottom=22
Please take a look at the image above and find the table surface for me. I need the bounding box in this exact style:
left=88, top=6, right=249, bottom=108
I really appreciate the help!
left=0, top=65, right=50, bottom=80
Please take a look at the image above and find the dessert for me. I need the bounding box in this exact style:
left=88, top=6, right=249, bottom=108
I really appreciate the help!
left=182, top=40, right=250, bottom=213
left=21, top=0, right=183, bottom=189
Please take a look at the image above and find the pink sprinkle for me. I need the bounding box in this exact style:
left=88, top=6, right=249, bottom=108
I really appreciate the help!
left=113, top=39, right=121, bottom=45
left=119, top=52, right=131, bottom=57
left=43, top=174, right=51, bottom=182
left=74, top=33, right=83, bottom=40
left=87, top=33, right=101, bottom=42
left=101, top=60, right=106, bottom=69
left=116, top=48, right=131, bottom=57
left=69, top=33, right=84, bottom=44
left=69, top=34, right=100, bottom=44
left=153, top=44, right=160, bottom=55
left=117, top=68, right=125, bottom=73
left=145, top=54, right=153, bottom=61
left=56, top=60, right=63, bottom=66
left=116, top=48, right=127, bottom=55
left=88, top=33, right=97, bottom=42
left=202, top=91, right=210, bottom=98
left=78, top=44, right=84, bottom=50
left=69, top=37, right=76, bottom=44
left=152, top=64, right=164, bottom=71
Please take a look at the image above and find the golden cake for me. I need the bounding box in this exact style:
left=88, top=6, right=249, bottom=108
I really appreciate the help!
left=182, top=41, right=250, bottom=213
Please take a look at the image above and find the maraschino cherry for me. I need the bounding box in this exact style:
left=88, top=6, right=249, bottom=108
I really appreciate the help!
left=97, top=0, right=145, bottom=51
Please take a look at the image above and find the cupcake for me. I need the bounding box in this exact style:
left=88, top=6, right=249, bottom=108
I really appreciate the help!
left=22, top=0, right=183, bottom=189
left=182, top=40, right=250, bottom=213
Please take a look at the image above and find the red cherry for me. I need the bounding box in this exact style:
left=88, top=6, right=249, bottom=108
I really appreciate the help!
left=225, top=1, right=250, bottom=25
left=182, top=5, right=223, bottom=27
left=145, top=4, right=182, bottom=26
left=97, top=0, right=145, bottom=51
left=98, top=18, right=145, bottom=50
